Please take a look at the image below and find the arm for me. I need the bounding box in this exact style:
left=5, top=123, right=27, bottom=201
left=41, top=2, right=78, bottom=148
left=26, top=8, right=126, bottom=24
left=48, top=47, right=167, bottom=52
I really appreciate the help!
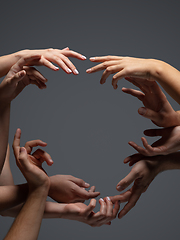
left=0, top=47, right=86, bottom=78
left=4, top=129, right=50, bottom=240
left=86, top=56, right=180, bottom=104
left=110, top=152, right=180, bottom=219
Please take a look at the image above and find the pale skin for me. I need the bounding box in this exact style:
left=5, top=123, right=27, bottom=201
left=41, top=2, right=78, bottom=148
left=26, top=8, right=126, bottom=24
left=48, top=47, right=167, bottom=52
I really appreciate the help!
left=0, top=47, right=86, bottom=173
left=109, top=152, right=180, bottom=219
left=86, top=56, right=180, bottom=104
left=0, top=47, right=86, bottom=78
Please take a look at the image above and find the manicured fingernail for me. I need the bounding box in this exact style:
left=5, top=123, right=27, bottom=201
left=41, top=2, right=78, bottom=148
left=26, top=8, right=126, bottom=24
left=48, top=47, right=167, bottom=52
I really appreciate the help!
left=90, top=57, right=95, bottom=61
left=86, top=68, right=91, bottom=73
left=138, top=107, right=146, bottom=115
left=81, top=55, right=87, bottom=60
left=100, top=198, right=104, bottom=202
left=74, top=69, right=79, bottom=74
left=67, top=68, right=72, bottom=73
left=84, top=182, right=90, bottom=187
left=49, top=159, right=53, bottom=163
left=107, top=196, right=111, bottom=201
left=117, top=185, right=123, bottom=191
left=54, top=66, right=59, bottom=70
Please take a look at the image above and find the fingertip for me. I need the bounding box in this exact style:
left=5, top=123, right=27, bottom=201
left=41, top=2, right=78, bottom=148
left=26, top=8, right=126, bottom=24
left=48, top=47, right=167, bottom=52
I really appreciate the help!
left=89, top=57, right=96, bottom=61
left=47, top=159, right=54, bottom=166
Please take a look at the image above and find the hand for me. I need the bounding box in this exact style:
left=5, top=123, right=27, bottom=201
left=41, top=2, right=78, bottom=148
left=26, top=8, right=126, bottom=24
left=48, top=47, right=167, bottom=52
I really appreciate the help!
left=121, top=78, right=180, bottom=127
left=63, top=197, right=120, bottom=227
left=19, top=47, right=86, bottom=74
left=109, top=157, right=162, bottom=219
left=49, top=175, right=100, bottom=203
left=0, top=54, right=48, bottom=105
left=12, top=128, right=52, bottom=189
left=126, top=126, right=180, bottom=159
left=86, top=56, right=157, bottom=89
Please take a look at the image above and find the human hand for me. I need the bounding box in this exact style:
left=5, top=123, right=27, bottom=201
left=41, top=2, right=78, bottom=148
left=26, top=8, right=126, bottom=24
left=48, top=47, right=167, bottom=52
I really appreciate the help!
left=12, top=128, right=51, bottom=190
left=86, top=56, right=158, bottom=89
left=126, top=126, right=180, bottom=159
left=19, top=47, right=86, bottom=74
left=49, top=175, right=100, bottom=203
left=63, top=197, right=120, bottom=227
left=109, top=157, right=162, bottom=219
left=122, top=78, right=180, bottom=127
left=0, top=54, right=48, bottom=105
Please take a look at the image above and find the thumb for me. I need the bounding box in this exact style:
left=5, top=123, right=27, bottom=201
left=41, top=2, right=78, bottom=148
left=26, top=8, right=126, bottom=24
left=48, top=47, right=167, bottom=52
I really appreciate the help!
left=138, top=107, right=161, bottom=124
left=9, top=70, right=26, bottom=86
left=18, top=147, right=29, bottom=169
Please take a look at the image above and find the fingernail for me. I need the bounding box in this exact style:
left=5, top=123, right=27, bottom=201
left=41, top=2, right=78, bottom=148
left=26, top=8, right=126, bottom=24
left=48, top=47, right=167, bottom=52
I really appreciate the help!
left=81, top=55, right=87, bottom=60
left=54, top=66, right=59, bottom=70
left=20, top=147, right=26, bottom=153
left=84, top=182, right=90, bottom=187
left=138, top=107, right=146, bottom=115
left=90, top=57, right=95, bottom=61
left=117, top=185, right=123, bottom=191
left=107, top=196, right=111, bottom=201
left=74, top=69, right=79, bottom=75
left=86, top=68, right=91, bottom=73
left=49, top=159, right=53, bottom=163
left=100, top=198, right=104, bottom=202
left=66, top=68, right=72, bottom=73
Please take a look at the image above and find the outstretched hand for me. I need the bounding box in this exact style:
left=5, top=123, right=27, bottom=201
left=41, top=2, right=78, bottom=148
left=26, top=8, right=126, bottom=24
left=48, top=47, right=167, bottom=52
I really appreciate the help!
left=126, top=126, right=180, bottom=159
left=49, top=175, right=100, bottom=203
left=109, top=157, right=162, bottom=219
left=63, top=197, right=120, bottom=227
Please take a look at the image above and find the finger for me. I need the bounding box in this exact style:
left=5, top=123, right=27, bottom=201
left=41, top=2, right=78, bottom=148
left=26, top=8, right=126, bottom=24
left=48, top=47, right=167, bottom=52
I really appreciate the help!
left=124, top=153, right=144, bottom=164
left=70, top=176, right=90, bottom=188
left=122, top=87, right=145, bottom=101
left=86, top=60, right=120, bottom=74
left=138, top=107, right=162, bottom=123
left=32, top=148, right=53, bottom=166
left=24, top=140, right=47, bottom=154
left=11, top=55, right=41, bottom=73
left=58, top=55, right=79, bottom=75
left=99, top=63, right=123, bottom=85
left=112, top=201, right=120, bottom=218
left=83, top=199, right=96, bottom=216
left=89, top=186, right=96, bottom=192
left=62, top=49, right=86, bottom=61
left=128, top=140, right=149, bottom=156
left=109, top=190, right=132, bottom=203
left=89, top=56, right=121, bottom=62
left=104, top=197, right=113, bottom=218
left=74, top=185, right=100, bottom=200
left=18, top=147, right=30, bottom=170
left=40, top=55, right=59, bottom=71
left=8, top=70, right=26, bottom=87
left=144, top=128, right=164, bottom=137
left=116, top=169, right=139, bottom=192
left=118, top=186, right=142, bottom=219
left=12, top=128, right=22, bottom=160
left=24, top=66, right=47, bottom=83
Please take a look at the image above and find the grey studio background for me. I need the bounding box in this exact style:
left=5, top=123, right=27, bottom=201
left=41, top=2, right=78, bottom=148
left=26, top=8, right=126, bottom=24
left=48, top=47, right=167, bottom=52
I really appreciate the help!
left=0, top=0, right=180, bottom=239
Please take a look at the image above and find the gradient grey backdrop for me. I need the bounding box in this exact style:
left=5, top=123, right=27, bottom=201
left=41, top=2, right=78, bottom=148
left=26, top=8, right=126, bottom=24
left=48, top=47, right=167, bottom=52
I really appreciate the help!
left=0, top=0, right=180, bottom=239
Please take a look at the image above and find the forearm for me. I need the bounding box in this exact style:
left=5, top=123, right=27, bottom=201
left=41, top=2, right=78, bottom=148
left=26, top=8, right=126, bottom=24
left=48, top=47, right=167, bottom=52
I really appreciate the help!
left=157, top=152, right=180, bottom=172
left=0, top=104, right=10, bottom=174
left=0, top=51, right=23, bottom=78
left=4, top=187, right=48, bottom=240
left=0, top=184, right=28, bottom=212
left=149, top=60, right=180, bottom=104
